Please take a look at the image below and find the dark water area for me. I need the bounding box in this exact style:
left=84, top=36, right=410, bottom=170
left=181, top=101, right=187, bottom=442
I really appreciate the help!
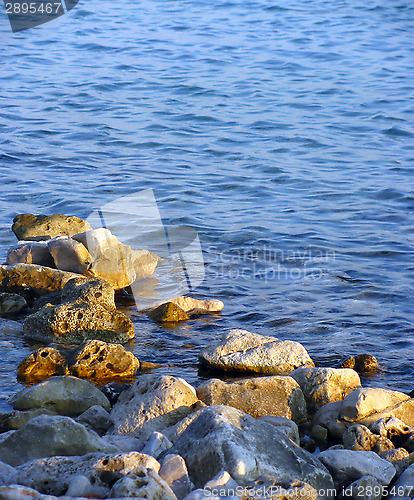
left=0, top=0, right=413, bottom=411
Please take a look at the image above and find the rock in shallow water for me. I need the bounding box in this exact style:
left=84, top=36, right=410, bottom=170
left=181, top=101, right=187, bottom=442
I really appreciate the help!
left=164, top=405, right=334, bottom=497
left=23, top=277, right=134, bottom=344
left=0, top=292, right=27, bottom=316
left=17, top=347, right=69, bottom=383
left=196, top=376, right=307, bottom=423
left=9, top=375, right=110, bottom=416
left=12, top=213, right=92, bottom=241
left=149, top=302, right=190, bottom=323
left=199, top=329, right=314, bottom=375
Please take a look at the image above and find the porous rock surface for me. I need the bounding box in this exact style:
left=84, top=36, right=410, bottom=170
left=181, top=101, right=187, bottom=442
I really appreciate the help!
left=23, top=277, right=134, bottom=344
left=12, top=213, right=92, bottom=241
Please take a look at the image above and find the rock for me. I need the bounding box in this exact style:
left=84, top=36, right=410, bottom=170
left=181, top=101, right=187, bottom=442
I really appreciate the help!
left=159, top=454, right=194, bottom=500
left=241, top=476, right=320, bottom=500
left=342, top=424, right=373, bottom=451
left=103, top=435, right=144, bottom=453
left=69, top=340, right=139, bottom=381
left=0, top=292, right=27, bottom=316
left=47, top=237, right=93, bottom=275
left=142, top=431, right=173, bottom=459
left=259, top=416, right=300, bottom=445
left=0, top=484, right=41, bottom=499
left=0, top=264, right=86, bottom=296
left=73, top=228, right=158, bottom=289
left=318, top=449, right=396, bottom=488
left=340, top=388, right=410, bottom=422
left=65, top=474, right=106, bottom=498
left=109, top=467, right=177, bottom=499
left=204, top=470, right=239, bottom=497
left=165, top=405, right=334, bottom=496
left=100, top=382, right=132, bottom=406
left=17, top=347, right=69, bottom=384
left=111, top=374, right=199, bottom=441
left=6, top=240, right=55, bottom=268
left=291, top=367, right=361, bottom=414
left=387, top=463, right=414, bottom=499
left=23, top=278, right=134, bottom=344
left=167, top=297, right=224, bottom=314
left=131, top=249, right=160, bottom=280
left=148, top=302, right=190, bottom=323
left=370, top=435, right=394, bottom=453
left=76, top=405, right=112, bottom=436
left=9, top=375, right=110, bottom=416
left=183, top=490, right=238, bottom=500
left=341, top=354, right=380, bottom=373
left=199, top=329, right=314, bottom=375
left=312, top=400, right=348, bottom=442
left=16, top=451, right=160, bottom=496
left=0, top=461, right=18, bottom=486
left=358, top=399, right=414, bottom=429
left=12, top=213, right=92, bottom=241
left=369, top=417, right=413, bottom=439
left=0, top=409, right=56, bottom=432
left=337, top=475, right=383, bottom=500
left=196, top=376, right=307, bottom=423
left=0, top=414, right=118, bottom=466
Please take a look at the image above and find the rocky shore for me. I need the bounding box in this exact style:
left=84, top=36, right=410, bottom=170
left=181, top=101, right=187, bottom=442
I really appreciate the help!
left=0, top=214, right=414, bottom=499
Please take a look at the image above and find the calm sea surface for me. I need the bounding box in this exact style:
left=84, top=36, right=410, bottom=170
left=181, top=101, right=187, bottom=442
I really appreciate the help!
left=0, top=0, right=413, bottom=411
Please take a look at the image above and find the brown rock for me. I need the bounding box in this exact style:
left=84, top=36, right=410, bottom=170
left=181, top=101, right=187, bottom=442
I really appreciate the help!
left=69, top=340, right=139, bottom=381
left=148, top=302, right=189, bottom=323
left=12, top=213, right=91, bottom=241
left=47, top=237, right=93, bottom=275
left=342, top=354, right=379, bottom=373
left=17, top=347, right=69, bottom=383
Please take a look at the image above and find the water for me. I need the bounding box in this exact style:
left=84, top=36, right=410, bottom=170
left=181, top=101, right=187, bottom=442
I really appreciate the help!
left=0, top=0, right=413, bottom=411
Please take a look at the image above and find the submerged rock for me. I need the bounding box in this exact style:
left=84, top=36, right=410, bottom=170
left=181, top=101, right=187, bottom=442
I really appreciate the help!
left=199, top=329, right=314, bottom=375
left=341, top=354, right=380, bottom=373
left=110, top=374, right=199, bottom=441
left=291, top=367, right=361, bottom=414
left=17, top=347, right=69, bottom=383
left=149, top=302, right=190, bottom=323
left=0, top=414, right=118, bottom=467
left=0, top=292, right=27, bottom=316
left=165, top=405, right=334, bottom=496
left=12, top=213, right=92, bottom=241
left=196, top=376, right=307, bottom=423
left=69, top=339, right=140, bottom=381
left=23, top=277, right=134, bottom=344
left=9, top=375, right=110, bottom=416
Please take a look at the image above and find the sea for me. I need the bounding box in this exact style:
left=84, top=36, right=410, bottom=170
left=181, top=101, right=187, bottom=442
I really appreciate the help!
left=0, top=0, right=413, bottom=411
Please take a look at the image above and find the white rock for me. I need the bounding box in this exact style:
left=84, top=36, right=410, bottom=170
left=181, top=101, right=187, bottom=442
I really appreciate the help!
left=199, top=329, right=314, bottom=375
left=110, top=374, right=199, bottom=441
left=0, top=484, right=41, bottom=499
left=204, top=470, right=239, bottom=497
left=318, top=449, right=396, bottom=488
left=167, top=296, right=224, bottom=313
left=159, top=454, right=194, bottom=500
left=108, top=467, right=177, bottom=499
left=291, top=367, right=361, bottom=414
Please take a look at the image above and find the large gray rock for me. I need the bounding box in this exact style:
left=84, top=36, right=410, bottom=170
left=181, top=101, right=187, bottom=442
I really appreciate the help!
left=337, top=475, right=383, bottom=500
left=109, top=467, right=177, bottom=499
left=291, top=367, right=361, bottom=414
left=23, top=277, right=135, bottom=344
left=12, top=213, right=92, bottom=241
left=111, top=374, right=199, bottom=441
left=0, top=415, right=118, bottom=466
left=69, top=340, right=140, bottom=382
left=9, top=375, right=110, bottom=416
left=16, top=451, right=160, bottom=496
left=0, top=264, right=86, bottom=296
left=0, top=461, right=18, bottom=486
left=165, top=405, right=334, bottom=498
left=0, top=408, right=56, bottom=432
left=199, top=329, right=314, bottom=375
left=387, top=463, right=414, bottom=499
left=6, top=240, right=55, bottom=267
left=196, top=376, right=307, bottom=423
left=318, top=449, right=396, bottom=488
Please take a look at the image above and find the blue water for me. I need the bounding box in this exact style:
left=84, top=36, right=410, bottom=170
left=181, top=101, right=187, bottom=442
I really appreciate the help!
left=0, top=0, right=413, bottom=411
